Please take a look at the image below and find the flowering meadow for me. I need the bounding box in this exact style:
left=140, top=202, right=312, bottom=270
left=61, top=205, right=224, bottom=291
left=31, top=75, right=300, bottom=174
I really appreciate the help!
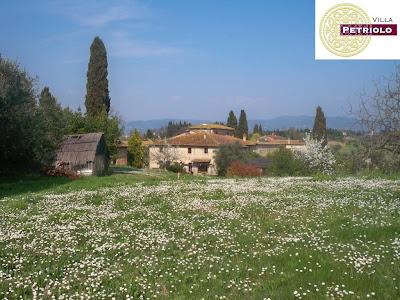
left=0, top=175, right=399, bottom=299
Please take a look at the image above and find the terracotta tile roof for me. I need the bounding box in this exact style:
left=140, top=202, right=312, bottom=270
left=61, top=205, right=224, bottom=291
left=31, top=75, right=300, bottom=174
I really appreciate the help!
left=258, top=134, right=286, bottom=142
left=151, top=132, right=252, bottom=147
left=142, top=140, right=153, bottom=147
left=189, top=123, right=235, bottom=131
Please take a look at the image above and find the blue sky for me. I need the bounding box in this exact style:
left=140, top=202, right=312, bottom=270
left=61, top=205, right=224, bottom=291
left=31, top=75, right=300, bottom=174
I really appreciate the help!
left=0, top=0, right=397, bottom=121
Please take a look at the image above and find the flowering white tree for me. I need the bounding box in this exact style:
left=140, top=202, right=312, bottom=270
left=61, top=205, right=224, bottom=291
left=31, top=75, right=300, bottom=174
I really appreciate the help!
left=151, top=139, right=179, bottom=169
left=295, top=134, right=336, bottom=174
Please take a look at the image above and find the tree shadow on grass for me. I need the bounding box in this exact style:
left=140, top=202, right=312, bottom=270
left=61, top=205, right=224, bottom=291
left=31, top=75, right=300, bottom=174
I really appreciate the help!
left=0, top=175, right=72, bottom=199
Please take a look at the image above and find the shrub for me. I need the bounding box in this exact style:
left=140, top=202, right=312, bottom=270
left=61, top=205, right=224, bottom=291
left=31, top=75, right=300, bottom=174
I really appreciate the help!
left=334, top=140, right=367, bottom=174
left=215, top=142, right=259, bottom=176
left=226, top=161, right=261, bottom=177
left=166, top=162, right=185, bottom=173
left=267, top=148, right=309, bottom=176
left=215, top=143, right=244, bottom=176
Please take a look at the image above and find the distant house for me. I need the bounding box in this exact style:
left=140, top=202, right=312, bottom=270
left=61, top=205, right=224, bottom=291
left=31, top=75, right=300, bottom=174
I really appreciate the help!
left=251, top=134, right=306, bottom=155
left=149, top=130, right=252, bottom=175
left=257, top=133, right=286, bottom=143
left=115, top=139, right=153, bottom=166
left=55, top=132, right=108, bottom=176
left=188, top=123, right=235, bottom=136
left=115, top=140, right=128, bottom=165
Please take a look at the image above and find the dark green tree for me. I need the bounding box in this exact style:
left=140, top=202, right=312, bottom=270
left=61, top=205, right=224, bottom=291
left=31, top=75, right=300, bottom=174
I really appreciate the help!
left=267, top=148, right=308, bottom=176
left=145, top=129, right=154, bottom=140
left=84, top=112, right=122, bottom=160
left=215, top=143, right=244, bottom=176
left=0, top=56, right=45, bottom=174
left=253, top=124, right=259, bottom=134
left=237, top=109, right=249, bottom=139
left=312, top=106, right=327, bottom=146
left=85, top=36, right=110, bottom=116
left=258, top=123, right=263, bottom=135
left=62, top=107, right=86, bottom=134
left=226, top=110, right=238, bottom=130
left=165, top=121, right=191, bottom=137
left=128, top=129, right=144, bottom=168
left=37, top=87, right=65, bottom=165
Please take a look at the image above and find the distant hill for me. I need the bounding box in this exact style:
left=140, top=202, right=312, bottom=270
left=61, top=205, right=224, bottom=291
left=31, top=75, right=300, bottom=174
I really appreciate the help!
left=249, top=116, right=360, bottom=131
left=125, top=116, right=360, bottom=133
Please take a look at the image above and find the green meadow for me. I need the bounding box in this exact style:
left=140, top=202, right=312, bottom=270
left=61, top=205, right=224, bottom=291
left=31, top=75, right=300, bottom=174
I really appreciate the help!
left=0, top=174, right=399, bottom=299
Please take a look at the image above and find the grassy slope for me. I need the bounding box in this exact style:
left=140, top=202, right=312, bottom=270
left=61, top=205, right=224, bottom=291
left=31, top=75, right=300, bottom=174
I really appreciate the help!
left=0, top=174, right=399, bottom=299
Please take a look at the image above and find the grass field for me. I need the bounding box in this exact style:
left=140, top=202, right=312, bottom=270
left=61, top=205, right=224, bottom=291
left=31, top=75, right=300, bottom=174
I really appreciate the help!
left=0, top=174, right=399, bottom=299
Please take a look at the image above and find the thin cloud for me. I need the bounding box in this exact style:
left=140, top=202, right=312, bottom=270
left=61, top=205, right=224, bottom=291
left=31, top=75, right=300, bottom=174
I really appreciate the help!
left=79, top=6, right=134, bottom=27
left=109, top=32, right=181, bottom=58
left=60, top=1, right=149, bottom=28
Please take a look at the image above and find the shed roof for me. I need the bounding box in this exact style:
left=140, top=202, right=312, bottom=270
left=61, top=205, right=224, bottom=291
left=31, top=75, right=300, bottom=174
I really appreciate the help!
left=55, top=132, right=105, bottom=166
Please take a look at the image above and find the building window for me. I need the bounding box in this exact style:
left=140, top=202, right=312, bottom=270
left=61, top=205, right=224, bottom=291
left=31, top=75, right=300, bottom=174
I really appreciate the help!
left=204, top=147, right=208, bottom=154
left=188, top=147, right=192, bottom=154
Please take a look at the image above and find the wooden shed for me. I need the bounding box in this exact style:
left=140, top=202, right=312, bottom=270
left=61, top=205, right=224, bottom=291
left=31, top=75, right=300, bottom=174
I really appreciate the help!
left=55, top=132, right=108, bottom=176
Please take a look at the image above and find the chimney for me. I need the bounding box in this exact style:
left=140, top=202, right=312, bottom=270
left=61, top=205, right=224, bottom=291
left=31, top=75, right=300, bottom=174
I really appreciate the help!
left=243, top=134, right=247, bottom=141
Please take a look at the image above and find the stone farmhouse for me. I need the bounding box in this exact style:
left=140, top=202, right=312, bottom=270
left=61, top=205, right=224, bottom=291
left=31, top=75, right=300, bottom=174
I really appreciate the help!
left=149, top=129, right=252, bottom=175
left=146, top=124, right=306, bottom=175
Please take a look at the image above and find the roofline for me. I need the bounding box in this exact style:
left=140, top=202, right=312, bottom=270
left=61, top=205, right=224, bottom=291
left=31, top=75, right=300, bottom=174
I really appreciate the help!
left=64, top=132, right=104, bottom=137
left=150, top=141, right=249, bottom=147
left=189, top=124, right=235, bottom=130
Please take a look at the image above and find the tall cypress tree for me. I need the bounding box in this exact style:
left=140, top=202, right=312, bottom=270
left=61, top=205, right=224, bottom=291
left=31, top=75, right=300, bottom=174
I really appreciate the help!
left=226, top=110, right=238, bottom=129
left=258, top=123, right=263, bottom=135
left=38, top=87, right=64, bottom=164
left=237, top=109, right=249, bottom=139
left=253, top=124, right=259, bottom=134
left=85, top=36, right=110, bottom=116
left=312, top=106, right=327, bottom=146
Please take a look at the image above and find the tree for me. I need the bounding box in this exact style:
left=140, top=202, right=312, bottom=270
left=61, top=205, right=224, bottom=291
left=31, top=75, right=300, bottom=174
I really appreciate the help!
left=215, top=143, right=244, bottom=176
left=295, top=134, right=336, bottom=175
left=37, top=87, right=65, bottom=165
left=253, top=124, right=259, bottom=134
left=237, top=109, right=249, bottom=139
left=85, top=36, right=110, bottom=116
left=164, top=121, right=191, bottom=137
left=227, top=110, right=238, bottom=130
left=250, top=132, right=261, bottom=142
left=0, top=56, right=44, bottom=174
left=151, top=139, right=179, bottom=168
left=127, top=129, right=144, bottom=168
left=145, top=129, right=154, bottom=140
left=356, top=66, right=400, bottom=157
left=62, top=107, right=86, bottom=134
left=312, top=106, right=327, bottom=146
left=268, top=148, right=307, bottom=176
left=258, top=124, right=263, bottom=135
left=84, top=111, right=122, bottom=161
